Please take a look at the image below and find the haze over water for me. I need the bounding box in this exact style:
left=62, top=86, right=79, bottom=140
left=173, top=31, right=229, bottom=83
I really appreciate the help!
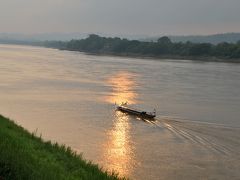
left=0, top=44, right=240, bottom=179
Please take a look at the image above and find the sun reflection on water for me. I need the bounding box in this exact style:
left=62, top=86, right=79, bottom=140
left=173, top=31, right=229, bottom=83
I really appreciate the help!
left=102, top=72, right=138, bottom=177
left=104, top=111, right=134, bottom=176
left=105, top=72, right=138, bottom=104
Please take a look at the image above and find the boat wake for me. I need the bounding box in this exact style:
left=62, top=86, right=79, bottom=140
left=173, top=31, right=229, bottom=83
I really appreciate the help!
left=151, top=117, right=240, bottom=156
left=112, top=109, right=240, bottom=179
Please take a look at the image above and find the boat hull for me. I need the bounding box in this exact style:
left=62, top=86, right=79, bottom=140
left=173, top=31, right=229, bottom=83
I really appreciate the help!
left=117, top=106, right=156, bottom=120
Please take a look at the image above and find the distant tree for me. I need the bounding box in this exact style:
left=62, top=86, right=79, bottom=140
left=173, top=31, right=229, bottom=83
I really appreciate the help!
left=82, top=34, right=105, bottom=51
left=157, top=36, right=172, bottom=44
left=156, top=36, right=172, bottom=54
left=214, top=42, right=231, bottom=57
left=189, top=43, right=212, bottom=56
left=88, top=34, right=101, bottom=40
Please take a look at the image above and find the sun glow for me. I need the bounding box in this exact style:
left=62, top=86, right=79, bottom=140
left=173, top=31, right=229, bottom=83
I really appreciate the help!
left=102, top=72, right=138, bottom=177
left=103, top=111, right=134, bottom=176
left=105, top=72, right=138, bottom=104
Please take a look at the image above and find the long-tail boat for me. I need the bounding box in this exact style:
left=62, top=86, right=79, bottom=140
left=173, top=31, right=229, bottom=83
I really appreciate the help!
left=116, top=102, right=156, bottom=120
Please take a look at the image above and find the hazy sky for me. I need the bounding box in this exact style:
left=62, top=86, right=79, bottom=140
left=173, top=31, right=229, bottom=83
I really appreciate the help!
left=0, top=0, right=240, bottom=35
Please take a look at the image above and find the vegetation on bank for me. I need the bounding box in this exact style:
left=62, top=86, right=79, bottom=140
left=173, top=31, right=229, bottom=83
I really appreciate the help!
left=0, top=115, right=121, bottom=180
left=43, top=34, right=240, bottom=60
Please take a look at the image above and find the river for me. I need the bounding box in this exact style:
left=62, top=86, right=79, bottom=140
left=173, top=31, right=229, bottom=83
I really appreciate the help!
left=0, top=44, right=240, bottom=179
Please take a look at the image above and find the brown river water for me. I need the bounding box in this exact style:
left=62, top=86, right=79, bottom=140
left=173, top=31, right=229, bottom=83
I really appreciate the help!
left=0, top=44, right=240, bottom=179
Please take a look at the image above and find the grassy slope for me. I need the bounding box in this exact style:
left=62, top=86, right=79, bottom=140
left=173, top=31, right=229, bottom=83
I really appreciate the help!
left=0, top=115, right=122, bottom=180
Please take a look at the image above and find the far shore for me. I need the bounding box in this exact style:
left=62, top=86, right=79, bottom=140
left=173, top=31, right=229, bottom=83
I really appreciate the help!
left=1, top=42, right=240, bottom=63
left=58, top=48, right=240, bottom=63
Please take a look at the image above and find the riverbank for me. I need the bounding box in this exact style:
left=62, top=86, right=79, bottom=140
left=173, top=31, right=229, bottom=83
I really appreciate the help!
left=59, top=49, right=240, bottom=63
left=43, top=34, right=240, bottom=62
left=1, top=38, right=240, bottom=63
left=0, top=114, right=121, bottom=180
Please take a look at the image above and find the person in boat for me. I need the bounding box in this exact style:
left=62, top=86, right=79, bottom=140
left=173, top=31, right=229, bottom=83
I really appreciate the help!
left=121, top=102, right=128, bottom=106
left=141, top=111, right=147, bottom=115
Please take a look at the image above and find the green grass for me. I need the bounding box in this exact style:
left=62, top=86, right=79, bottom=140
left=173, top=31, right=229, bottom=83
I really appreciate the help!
left=0, top=115, right=123, bottom=180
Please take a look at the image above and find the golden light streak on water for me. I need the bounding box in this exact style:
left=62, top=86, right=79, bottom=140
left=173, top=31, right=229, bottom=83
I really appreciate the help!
left=102, top=72, right=138, bottom=177
left=103, top=111, right=135, bottom=177
left=105, top=72, right=138, bottom=104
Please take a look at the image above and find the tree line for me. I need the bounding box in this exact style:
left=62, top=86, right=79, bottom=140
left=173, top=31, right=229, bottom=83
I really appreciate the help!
left=44, top=34, right=240, bottom=59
